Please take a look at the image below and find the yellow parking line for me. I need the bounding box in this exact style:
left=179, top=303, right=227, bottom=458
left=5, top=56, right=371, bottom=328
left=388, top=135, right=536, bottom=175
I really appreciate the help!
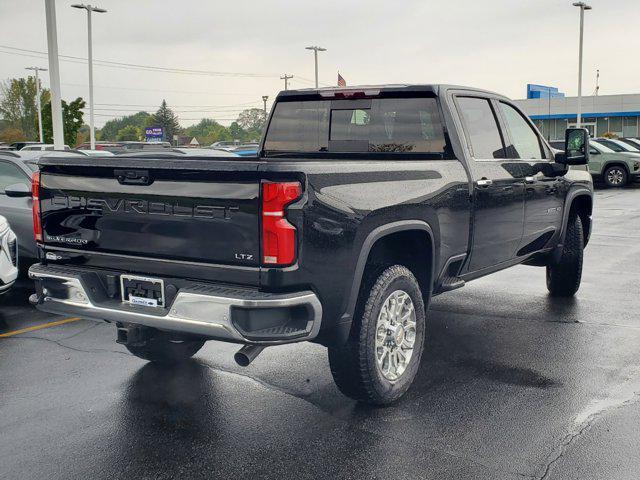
left=0, top=317, right=82, bottom=338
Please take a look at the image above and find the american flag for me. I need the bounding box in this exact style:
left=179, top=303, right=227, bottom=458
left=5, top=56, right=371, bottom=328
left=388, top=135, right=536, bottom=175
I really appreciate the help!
left=337, top=72, right=346, bottom=87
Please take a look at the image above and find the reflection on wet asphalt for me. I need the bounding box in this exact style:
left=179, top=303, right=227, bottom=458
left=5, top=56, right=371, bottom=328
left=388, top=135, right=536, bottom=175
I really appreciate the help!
left=1, top=187, right=640, bottom=480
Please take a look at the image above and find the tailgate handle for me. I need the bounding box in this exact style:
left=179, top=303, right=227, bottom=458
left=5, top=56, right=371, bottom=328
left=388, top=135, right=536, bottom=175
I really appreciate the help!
left=115, top=169, right=152, bottom=185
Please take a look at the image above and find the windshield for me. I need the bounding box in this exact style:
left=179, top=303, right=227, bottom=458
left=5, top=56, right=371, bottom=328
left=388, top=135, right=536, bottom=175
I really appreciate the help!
left=264, top=97, right=446, bottom=156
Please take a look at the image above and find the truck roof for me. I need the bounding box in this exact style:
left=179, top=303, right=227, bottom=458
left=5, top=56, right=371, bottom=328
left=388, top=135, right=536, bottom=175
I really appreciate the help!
left=277, top=84, right=506, bottom=100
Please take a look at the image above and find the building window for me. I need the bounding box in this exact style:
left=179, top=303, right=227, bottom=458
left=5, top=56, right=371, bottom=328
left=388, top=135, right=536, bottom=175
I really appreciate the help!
left=609, top=117, right=623, bottom=136
left=596, top=117, right=609, bottom=137
left=554, top=119, right=568, bottom=141
left=623, top=116, right=638, bottom=138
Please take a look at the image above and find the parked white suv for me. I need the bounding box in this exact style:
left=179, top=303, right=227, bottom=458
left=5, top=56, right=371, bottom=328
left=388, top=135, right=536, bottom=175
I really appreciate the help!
left=0, top=216, right=18, bottom=295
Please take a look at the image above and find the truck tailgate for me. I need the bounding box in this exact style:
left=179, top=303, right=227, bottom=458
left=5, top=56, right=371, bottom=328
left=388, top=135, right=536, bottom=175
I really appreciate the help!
left=38, top=157, right=264, bottom=270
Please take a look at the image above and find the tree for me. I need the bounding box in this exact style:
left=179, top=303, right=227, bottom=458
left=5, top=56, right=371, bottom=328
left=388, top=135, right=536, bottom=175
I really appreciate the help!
left=228, top=121, right=244, bottom=140
left=0, top=127, right=26, bottom=143
left=183, top=118, right=231, bottom=145
left=236, top=108, right=266, bottom=132
left=0, top=76, right=50, bottom=140
left=148, top=100, right=180, bottom=143
left=42, top=97, right=86, bottom=147
left=98, top=111, right=151, bottom=141
left=116, top=125, right=141, bottom=141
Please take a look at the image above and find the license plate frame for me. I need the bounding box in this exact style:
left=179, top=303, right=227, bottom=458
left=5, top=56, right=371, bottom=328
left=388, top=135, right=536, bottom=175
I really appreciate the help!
left=120, top=274, right=165, bottom=308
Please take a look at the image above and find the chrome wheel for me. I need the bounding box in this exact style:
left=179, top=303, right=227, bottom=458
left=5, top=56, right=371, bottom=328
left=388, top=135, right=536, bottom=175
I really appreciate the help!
left=375, top=290, right=417, bottom=381
left=606, top=167, right=625, bottom=186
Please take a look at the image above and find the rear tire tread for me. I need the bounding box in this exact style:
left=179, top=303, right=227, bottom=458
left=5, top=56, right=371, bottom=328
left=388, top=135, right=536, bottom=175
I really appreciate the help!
left=329, top=265, right=425, bottom=405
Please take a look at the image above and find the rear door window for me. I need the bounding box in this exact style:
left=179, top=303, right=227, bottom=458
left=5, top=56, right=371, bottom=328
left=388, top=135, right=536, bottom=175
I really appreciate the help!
left=456, top=97, right=505, bottom=159
left=498, top=102, right=545, bottom=159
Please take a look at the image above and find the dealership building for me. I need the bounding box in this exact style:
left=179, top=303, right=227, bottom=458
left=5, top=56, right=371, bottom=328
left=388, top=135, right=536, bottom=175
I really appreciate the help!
left=513, top=84, right=640, bottom=141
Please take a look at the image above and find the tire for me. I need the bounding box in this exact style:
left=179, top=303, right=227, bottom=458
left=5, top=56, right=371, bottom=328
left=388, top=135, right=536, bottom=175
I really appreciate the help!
left=603, top=165, right=628, bottom=188
left=546, top=214, right=584, bottom=297
left=126, top=330, right=205, bottom=364
left=328, top=265, right=426, bottom=405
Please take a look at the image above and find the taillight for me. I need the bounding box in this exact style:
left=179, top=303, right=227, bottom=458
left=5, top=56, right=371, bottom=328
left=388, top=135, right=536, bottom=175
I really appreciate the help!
left=261, top=181, right=302, bottom=266
left=32, top=171, right=42, bottom=242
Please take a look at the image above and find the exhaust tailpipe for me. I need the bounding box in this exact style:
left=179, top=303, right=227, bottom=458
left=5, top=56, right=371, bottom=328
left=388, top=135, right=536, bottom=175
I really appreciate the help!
left=234, top=345, right=266, bottom=367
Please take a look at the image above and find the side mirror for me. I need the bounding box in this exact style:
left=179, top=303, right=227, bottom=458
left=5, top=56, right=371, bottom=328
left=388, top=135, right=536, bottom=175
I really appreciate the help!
left=4, top=183, right=31, bottom=198
left=557, top=128, right=590, bottom=165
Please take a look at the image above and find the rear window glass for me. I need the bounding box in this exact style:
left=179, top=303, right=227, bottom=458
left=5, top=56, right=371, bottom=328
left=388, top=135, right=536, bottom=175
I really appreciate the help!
left=264, top=97, right=446, bottom=155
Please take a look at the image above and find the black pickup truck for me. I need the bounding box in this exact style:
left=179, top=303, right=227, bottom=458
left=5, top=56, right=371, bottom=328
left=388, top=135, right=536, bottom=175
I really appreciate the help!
left=29, top=85, right=593, bottom=405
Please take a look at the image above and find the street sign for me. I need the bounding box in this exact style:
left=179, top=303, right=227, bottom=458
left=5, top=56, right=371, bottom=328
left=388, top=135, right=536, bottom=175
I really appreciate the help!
left=145, top=126, right=164, bottom=143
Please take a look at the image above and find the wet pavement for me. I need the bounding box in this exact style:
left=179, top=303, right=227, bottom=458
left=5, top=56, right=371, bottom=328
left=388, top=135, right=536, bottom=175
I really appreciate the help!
left=1, top=186, right=639, bottom=480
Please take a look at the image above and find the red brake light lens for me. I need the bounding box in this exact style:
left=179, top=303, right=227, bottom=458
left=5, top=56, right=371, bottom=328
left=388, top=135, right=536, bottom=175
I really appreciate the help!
left=32, top=171, right=42, bottom=242
left=262, top=181, right=302, bottom=266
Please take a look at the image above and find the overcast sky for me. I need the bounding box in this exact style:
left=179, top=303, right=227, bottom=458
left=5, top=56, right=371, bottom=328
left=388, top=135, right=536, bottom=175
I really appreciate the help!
left=0, top=0, right=638, bottom=127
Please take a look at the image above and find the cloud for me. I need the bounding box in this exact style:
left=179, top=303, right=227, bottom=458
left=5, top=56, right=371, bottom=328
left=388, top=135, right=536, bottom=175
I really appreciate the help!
left=0, top=0, right=637, bottom=127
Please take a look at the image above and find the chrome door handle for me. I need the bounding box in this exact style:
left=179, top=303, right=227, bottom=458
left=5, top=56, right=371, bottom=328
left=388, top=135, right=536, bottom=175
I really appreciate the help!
left=525, top=176, right=535, bottom=184
left=476, top=179, right=493, bottom=187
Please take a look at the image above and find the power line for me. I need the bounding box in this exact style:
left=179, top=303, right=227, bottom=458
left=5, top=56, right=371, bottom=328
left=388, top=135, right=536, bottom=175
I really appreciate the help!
left=92, top=101, right=259, bottom=108
left=0, top=44, right=279, bottom=78
left=1, top=44, right=329, bottom=87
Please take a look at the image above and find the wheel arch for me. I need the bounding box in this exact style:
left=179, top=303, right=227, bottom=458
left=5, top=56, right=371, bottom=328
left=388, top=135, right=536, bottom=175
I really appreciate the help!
left=334, top=221, right=436, bottom=345
left=603, top=161, right=631, bottom=175
left=557, top=190, right=593, bottom=260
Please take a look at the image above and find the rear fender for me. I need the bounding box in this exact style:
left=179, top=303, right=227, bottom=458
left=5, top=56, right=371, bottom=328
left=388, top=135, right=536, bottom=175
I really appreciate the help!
left=333, top=220, right=435, bottom=345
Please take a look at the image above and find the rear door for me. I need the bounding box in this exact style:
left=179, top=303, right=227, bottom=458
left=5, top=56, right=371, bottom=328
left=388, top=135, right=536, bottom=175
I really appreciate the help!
left=495, top=101, right=567, bottom=254
left=454, top=95, right=526, bottom=272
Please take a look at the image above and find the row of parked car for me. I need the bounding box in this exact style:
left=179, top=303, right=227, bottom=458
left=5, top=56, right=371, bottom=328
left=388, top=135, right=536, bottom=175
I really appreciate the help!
left=1, top=140, right=261, bottom=157
left=550, top=137, right=640, bottom=188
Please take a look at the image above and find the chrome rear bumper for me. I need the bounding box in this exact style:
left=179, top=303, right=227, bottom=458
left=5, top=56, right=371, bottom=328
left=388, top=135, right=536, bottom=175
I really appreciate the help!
left=29, top=263, right=322, bottom=344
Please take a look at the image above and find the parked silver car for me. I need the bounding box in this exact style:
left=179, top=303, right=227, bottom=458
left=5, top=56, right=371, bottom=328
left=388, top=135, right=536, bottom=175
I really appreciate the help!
left=0, top=152, right=37, bottom=264
left=0, top=215, right=18, bottom=295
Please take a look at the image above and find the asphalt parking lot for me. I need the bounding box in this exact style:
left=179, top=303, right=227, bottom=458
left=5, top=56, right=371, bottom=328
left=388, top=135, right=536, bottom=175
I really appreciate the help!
left=1, top=186, right=639, bottom=480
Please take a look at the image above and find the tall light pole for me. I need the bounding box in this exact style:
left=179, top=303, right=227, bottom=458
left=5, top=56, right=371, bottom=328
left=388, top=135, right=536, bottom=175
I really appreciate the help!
left=280, top=74, right=293, bottom=91
left=44, top=0, right=64, bottom=150
left=72, top=3, right=107, bottom=150
left=573, top=2, right=591, bottom=128
left=262, top=95, right=269, bottom=115
left=25, top=66, right=48, bottom=143
left=305, top=46, right=326, bottom=88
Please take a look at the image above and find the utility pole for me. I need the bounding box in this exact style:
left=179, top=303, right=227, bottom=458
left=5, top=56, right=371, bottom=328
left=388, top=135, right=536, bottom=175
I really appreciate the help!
left=25, top=66, right=48, bottom=143
left=72, top=3, right=107, bottom=150
left=280, top=74, right=293, bottom=91
left=262, top=96, right=269, bottom=116
left=44, top=0, right=64, bottom=149
left=573, top=2, right=591, bottom=128
left=595, top=69, right=600, bottom=96
left=305, top=46, right=326, bottom=88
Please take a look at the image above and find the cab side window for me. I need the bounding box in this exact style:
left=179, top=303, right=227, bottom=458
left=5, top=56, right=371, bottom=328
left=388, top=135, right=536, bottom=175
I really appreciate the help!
left=456, top=97, right=505, bottom=159
left=499, top=102, right=545, bottom=160
left=0, top=161, right=29, bottom=193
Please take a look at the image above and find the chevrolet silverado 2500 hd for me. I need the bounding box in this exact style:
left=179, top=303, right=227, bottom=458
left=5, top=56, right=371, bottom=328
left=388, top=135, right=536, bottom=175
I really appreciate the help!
left=29, top=85, right=593, bottom=405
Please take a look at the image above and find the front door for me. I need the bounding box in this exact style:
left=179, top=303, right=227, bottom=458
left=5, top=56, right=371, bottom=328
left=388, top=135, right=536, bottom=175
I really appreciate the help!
left=496, top=101, right=567, bottom=254
left=454, top=96, right=526, bottom=273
